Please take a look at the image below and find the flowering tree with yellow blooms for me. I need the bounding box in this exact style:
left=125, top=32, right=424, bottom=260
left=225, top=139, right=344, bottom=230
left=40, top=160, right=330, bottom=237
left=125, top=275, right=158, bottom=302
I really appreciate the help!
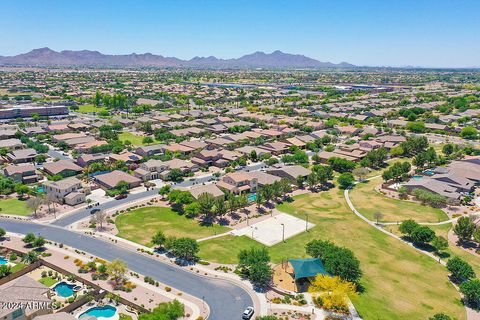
left=308, top=275, right=357, bottom=312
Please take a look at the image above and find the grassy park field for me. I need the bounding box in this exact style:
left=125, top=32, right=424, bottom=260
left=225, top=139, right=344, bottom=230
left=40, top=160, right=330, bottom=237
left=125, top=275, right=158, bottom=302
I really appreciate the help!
left=349, top=176, right=449, bottom=223
left=118, top=132, right=152, bottom=146
left=0, top=199, right=31, bottom=216
left=115, top=206, right=229, bottom=246
left=75, top=104, right=107, bottom=113
left=199, top=188, right=465, bottom=320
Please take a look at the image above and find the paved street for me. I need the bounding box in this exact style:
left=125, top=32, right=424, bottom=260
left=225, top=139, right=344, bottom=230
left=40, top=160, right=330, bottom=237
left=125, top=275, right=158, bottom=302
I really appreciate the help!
left=52, top=188, right=160, bottom=227
left=0, top=220, right=253, bottom=320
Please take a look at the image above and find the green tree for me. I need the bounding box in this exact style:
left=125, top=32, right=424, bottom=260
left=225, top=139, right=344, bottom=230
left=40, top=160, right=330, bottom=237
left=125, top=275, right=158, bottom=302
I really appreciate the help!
left=399, top=220, right=420, bottom=236
left=410, top=226, right=435, bottom=244
left=460, top=126, right=478, bottom=140
left=22, top=251, right=39, bottom=264
left=151, top=231, right=166, bottom=248
left=213, top=197, right=227, bottom=216
left=23, top=233, right=36, bottom=245
left=446, top=257, right=475, bottom=283
left=429, top=313, right=451, bottom=320
left=454, top=216, right=476, bottom=244
left=337, top=172, right=355, bottom=189
left=108, top=259, right=128, bottom=285
left=15, top=184, right=30, bottom=199
left=431, top=236, right=449, bottom=253
left=0, top=265, right=12, bottom=277
left=138, top=300, right=184, bottom=320
left=169, top=237, right=199, bottom=261
left=0, top=228, right=5, bottom=239
left=460, top=279, right=480, bottom=307
left=32, top=236, right=46, bottom=249
left=238, top=247, right=272, bottom=288
left=197, top=192, right=216, bottom=218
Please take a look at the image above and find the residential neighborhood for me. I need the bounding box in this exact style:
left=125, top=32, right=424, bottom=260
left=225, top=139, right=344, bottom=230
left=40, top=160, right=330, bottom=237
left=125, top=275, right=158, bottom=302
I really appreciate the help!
left=1, top=1, right=480, bottom=320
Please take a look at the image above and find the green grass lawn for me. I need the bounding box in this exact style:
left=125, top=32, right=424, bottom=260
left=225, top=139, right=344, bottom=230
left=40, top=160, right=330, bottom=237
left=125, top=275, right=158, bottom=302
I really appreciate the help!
left=387, top=222, right=480, bottom=276
left=118, top=132, right=151, bottom=146
left=75, top=104, right=107, bottom=113
left=198, top=189, right=465, bottom=320
left=349, top=176, right=449, bottom=223
left=115, top=206, right=229, bottom=246
left=10, top=263, right=26, bottom=273
left=38, top=276, right=57, bottom=287
left=199, top=235, right=263, bottom=264
left=119, top=314, right=133, bottom=320
left=0, top=198, right=31, bottom=216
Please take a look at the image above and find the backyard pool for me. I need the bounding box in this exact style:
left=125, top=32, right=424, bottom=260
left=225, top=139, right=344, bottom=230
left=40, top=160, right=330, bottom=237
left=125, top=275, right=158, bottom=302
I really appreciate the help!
left=0, top=256, right=8, bottom=265
left=247, top=193, right=257, bottom=202
left=79, top=305, right=118, bottom=319
left=423, top=169, right=435, bottom=176
left=53, top=281, right=76, bottom=298
left=412, top=175, right=424, bottom=180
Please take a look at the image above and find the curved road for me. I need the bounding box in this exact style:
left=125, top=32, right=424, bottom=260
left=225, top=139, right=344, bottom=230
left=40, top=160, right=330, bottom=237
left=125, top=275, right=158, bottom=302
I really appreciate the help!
left=0, top=220, right=253, bottom=320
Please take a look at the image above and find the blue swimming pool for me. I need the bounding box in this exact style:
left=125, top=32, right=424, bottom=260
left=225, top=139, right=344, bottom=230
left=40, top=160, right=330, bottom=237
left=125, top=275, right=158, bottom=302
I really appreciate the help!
left=79, top=305, right=117, bottom=319
left=247, top=193, right=257, bottom=202
left=53, top=281, right=75, bottom=298
left=412, top=175, right=424, bottom=180
left=423, top=169, right=435, bottom=176
left=0, top=256, right=8, bottom=265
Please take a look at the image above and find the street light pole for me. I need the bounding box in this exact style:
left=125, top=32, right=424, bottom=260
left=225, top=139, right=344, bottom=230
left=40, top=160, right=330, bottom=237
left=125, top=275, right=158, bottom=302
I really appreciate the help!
left=281, top=223, right=285, bottom=242
left=305, top=213, right=309, bottom=232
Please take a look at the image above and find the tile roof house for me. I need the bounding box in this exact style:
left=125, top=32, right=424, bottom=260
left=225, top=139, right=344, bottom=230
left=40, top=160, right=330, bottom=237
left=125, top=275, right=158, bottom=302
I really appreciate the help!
left=3, top=163, right=38, bottom=184
left=76, top=153, right=107, bottom=167
left=189, top=184, right=225, bottom=199
left=43, top=160, right=83, bottom=177
left=0, top=138, right=23, bottom=150
left=43, top=177, right=85, bottom=205
left=6, top=148, right=38, bottom=164
left=0, top=275, right=52, bottom=320
left=217, top=171, right=258, bottom=194
left=135, top=144, right=165, bottom=157
left=268, top=165, right=312, bottom=183
left=94, top=170, right=142, bottom=190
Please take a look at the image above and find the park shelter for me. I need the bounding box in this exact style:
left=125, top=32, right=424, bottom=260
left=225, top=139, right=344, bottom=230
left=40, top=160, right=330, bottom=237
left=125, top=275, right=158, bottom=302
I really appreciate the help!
left=273, top=258, right=328, bottom=292
left=289, top=258, right=328, bottom=280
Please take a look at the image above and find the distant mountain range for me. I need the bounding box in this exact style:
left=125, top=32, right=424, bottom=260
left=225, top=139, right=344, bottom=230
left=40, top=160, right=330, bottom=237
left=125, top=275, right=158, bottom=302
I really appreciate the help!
left=0, top=48, right=355, bottom=69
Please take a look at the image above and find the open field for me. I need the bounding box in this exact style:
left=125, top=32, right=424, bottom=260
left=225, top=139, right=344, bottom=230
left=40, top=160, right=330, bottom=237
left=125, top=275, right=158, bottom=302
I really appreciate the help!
left=199, top=235, right=263, bottom=264
left=0, top=199, right=31, bottom=216
left=115, top=206, right=229, bottom=246
left=388, top=222, right=480, bottom=276
left=75, top=104, right=107, bottom=113
left=118, top=132, right=151, bottom=146
left=199, top=189, right=465, bottom=320
left=349, top=176, right=449, bottom=223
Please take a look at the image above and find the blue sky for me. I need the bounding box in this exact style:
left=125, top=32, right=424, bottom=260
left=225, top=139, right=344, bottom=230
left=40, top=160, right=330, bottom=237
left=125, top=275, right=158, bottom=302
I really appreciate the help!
left=1, top=0, right=479, bottom=67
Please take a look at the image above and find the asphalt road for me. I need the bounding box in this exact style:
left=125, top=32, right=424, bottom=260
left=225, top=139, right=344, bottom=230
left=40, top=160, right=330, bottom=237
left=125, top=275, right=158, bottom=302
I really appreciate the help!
left=52, top=188, right=160, bottom=227
left=0, top=220, right=253, bottom=320
left=54, top=162, right=268, bottom=227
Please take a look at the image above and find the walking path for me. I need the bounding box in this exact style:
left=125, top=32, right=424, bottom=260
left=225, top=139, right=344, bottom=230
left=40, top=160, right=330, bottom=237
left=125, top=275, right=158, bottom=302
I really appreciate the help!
left=344, top=177, right=480, bottom=320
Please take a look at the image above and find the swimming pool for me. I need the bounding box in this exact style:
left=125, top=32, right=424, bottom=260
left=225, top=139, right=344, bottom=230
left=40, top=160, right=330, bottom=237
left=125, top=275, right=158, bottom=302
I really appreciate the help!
left=423, top=169, right=435, bottom=176
left=79, top=305, right=117, bottom=319
left=0, top=256, right=8, bottom=265
left=412, top=175, right=424, bottom=180
left=247, top=193, right=257, bottom=202
left=53, top=281, right=76, bottom=298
